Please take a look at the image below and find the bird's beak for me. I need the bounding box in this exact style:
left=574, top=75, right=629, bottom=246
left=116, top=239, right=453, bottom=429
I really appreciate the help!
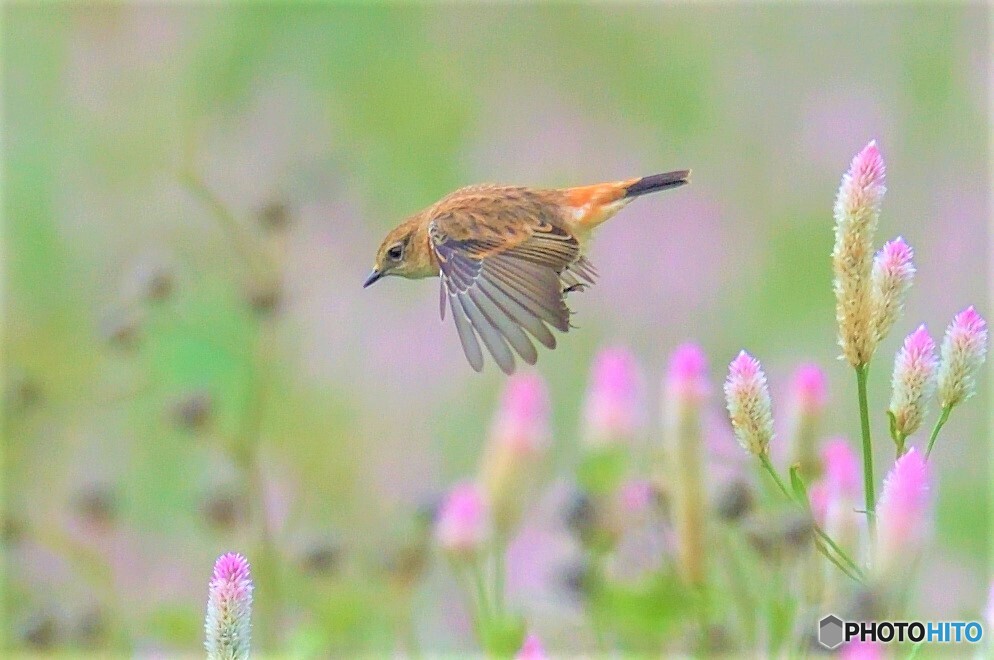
left=363, top=268, right=384, bottom=288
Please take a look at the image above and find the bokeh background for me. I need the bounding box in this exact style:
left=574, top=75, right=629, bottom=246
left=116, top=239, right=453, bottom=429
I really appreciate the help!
left=3, top=3, right=990, bottom=654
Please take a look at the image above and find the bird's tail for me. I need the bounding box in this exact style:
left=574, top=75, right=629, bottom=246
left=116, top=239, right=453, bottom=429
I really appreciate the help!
left=622, top=170, right=691, bottom=198
left=564, top=169, right=691, bottom=231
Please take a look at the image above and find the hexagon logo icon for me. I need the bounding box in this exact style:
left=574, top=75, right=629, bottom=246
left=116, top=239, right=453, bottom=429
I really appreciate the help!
left=819, top=614, right=845, bottom=649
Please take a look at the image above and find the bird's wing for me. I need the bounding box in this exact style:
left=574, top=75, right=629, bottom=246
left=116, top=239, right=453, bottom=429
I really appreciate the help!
left=429, top=206, right=595, bottom=374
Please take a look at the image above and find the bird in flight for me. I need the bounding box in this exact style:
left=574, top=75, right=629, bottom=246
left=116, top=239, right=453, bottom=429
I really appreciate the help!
left=364, top=170, right=690, bottom=374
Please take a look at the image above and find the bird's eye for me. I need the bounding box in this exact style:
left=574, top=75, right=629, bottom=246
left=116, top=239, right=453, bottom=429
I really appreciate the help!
left=387, top=244, right=404, bottom=261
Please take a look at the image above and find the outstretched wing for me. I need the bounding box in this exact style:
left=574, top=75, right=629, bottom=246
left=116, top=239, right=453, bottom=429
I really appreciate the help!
left=429, top=202, right=596, bottom=374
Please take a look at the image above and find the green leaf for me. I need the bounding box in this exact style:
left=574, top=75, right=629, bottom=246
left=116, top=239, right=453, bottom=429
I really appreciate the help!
left=788, top=464, right=808, bottom=505
left=479, top=613, right=526, bottom=657
left=577, top=446, right=628, bottom=496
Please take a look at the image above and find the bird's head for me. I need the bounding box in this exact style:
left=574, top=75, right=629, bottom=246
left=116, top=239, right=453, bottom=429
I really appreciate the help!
left=364, top=217, right=434, bottom=287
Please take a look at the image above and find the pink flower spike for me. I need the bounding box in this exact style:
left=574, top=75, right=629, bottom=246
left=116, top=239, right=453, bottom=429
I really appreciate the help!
left=888, top=325, right=937, bottom=439
left=516, top=633, right=548, bottom=660
left=833, top=140, right=887, bottom=368
left=937, top=306, right=989, bottom=408
left=840, top=140, right=887, bottom=212
left=665, top=343, right=711, bottom=404
left=841, top=639, right=884, bottom=659
left=821, top=438, right=861, bottom=496
left=492, top=373, right=551, bottom=454
left=724, top=351, right=775, bottom=456
left=871, top=237, right=915, bottom=341
left=790, top=363, right=828, bottom=416
left=435, top=482, right=492, bottom=559
left=205, top=553, right=253, bottom=660
left=874, top=448, right=930, bottom=579
left=584, top=346, right=643, bottom=446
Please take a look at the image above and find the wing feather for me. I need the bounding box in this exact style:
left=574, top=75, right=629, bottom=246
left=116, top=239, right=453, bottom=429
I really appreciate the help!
left=429, top=197, right=594, bottom=372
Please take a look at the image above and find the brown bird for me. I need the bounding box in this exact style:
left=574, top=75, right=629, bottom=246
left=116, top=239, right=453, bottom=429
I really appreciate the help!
left=364, top=170, right=691, bottom=374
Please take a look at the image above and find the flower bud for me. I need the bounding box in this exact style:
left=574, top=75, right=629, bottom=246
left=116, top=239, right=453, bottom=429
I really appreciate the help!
left=832, top=140, right=886, bottom=367
left=205, top=553, right=253, bottom=660
left=583, top=346, right=643, bottom=447
left=516, top=633, right=548, bottom=660
left=888, top=325, right=937, bottom=440
left=787, top=363, right=828, bottom=480
left=662, top=343, right=710, bottom=586
left=874, top=448, right=930, bottom=580
left=479, top=373, right=550, bottom=534
left=434, top=482, right=492, bottom=560
left=937, top=306, right=988, bottom=408
left=870, top=237, right=914, bottom=342
left=724, top=351, right=774, bottom=457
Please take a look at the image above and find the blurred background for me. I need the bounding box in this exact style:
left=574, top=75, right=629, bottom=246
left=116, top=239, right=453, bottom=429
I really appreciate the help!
left=3, top=3, right=989, bottom=655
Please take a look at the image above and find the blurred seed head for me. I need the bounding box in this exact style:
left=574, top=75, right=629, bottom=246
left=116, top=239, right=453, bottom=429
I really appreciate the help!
left=5, top=372, right=43, bottom=413
left=558, top=558, right=592, bottom=600
left=135, top=263, right=175, bottom=303
left=18, top=609, right=59, bottom=649
left=299, top=537, right=344, bottom=576
left=73, top=605, right=106, bottom=648
left=2, top=514, right=26, bottom=544
left=712, top=479, right=754, bottom=522
left=171, top=389, right=213, bottom=432
left=99, top=308, right=141, bottom=350
left=73, top=483, right=117, bottom=530
left=382, top=539, right=429, bottom=591
left=258, top=199, right=293, bottom=230
left=742, top=509, right=814, bottom=562
left=246, top=278, right=283, bottom=316
left=199, top=487, right=248, bottom=531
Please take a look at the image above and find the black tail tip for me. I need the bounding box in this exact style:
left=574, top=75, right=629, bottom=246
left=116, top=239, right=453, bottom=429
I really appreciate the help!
left=625, top=169, right=691, bottom=198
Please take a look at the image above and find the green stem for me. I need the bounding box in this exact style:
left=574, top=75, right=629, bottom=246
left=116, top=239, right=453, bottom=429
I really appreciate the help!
left=925, top=405, right=952, bottom=459
left=855, top=364, right=875, bottom=535
left=812, top=525, right=864, bottom=580
left=759, top=454, right=792, bottom=499
left=468, top=560, right=492, bottom=625
left=493, top=533, right=506, bottom=618
left=814, top=538, right=860, bottom=582
left=760, top=454, right=863, bottom=583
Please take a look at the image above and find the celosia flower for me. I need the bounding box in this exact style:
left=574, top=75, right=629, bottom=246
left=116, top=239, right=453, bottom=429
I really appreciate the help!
left=841, top=639, right=884, bottom=659
left=516, top=633, right=548, bottom=660
left=724, top=351, right=775, bottom=456
left=790, top=363, right=828, bottom=417
left=870, top=237, right=915, bottom=342
left=809, top=439, right=861, bottom=556
left=937, top=306, right=988, bottom=408
left=664, top=343, right=711, bottom=406
left=480, top=373, right=550, bottom=533
left=888, top=325, right=937, bottom=440
left=874, top=448, right=930, bottom=579
left=662, top=343, right=710, bottom=586
left=832, top=140, right=887, bottom=368
left=583, top=347, right=643, bottom=446
left=205, top=552, right=253, bottom=660
left=788, top=363, right=828, bottom=479
left=435, top=482, right=492, bottom=560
